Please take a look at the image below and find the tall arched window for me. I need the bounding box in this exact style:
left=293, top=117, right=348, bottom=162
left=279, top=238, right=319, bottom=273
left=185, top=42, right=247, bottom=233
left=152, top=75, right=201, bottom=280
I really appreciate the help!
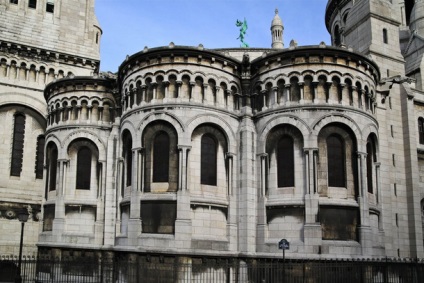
left=35, top=135, right=45, bottom=179
left=327, top=135, right=345, bottom=187
left=366, top=141, right=375, bottom=193
left=419, top=117, right=424, bottom=144
left=123, top=131, right=133, bottom=187
left=153, top=132, right=169, bottom=182
left=76, top=147, right=92, bottom=190
left=277, top=136, right=294, bottom=187
left=334, top=25, right=341, bottom=46
left=201, top=134, right=217, bottom=186
left=11, top=113, right=26, bottom=177
left=47, top=143, right=58, bottom=191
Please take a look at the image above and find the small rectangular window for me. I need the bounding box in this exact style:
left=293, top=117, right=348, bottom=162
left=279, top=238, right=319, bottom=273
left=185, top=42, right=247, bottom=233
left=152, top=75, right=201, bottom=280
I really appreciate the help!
left=391, top=125, right=394, bottom=137
left=10, top=0, right=18, bottom=4
left=383, top=29, right=388, bottom=44
left=394, top=183, right=397, bottom=196
left=28, top=0, right=36, bottom=9
left=392, top=154, right=395, bottom=166
left=46, top=0, right=54, bottom=13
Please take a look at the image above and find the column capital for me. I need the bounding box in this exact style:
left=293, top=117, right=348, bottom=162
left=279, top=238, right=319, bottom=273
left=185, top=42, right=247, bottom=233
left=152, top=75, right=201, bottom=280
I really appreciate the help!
left=225, top=152, right=236, bottom=159
left=303, top=147, right=319, bottom=153
left=178, top=145, right=192, bottom=151
left=357, top=151, right=367, bottom=157
left=257, top=153, right=268, bottom=158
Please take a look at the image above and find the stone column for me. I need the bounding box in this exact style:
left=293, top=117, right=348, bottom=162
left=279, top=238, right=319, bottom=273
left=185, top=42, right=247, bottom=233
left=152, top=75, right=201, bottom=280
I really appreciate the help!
left=5, top=63, right=10, bottom=78
left=304, top=148, right=319, bottom=222
left=312, top=82, right=319, bottom=103
left=259, top=154, right=268, bottom=196
left=164, top=81, right=170, bottom=101
left=375, top=162, right=381, bottom=204
left=352, top=86, right=359, bottom=108
left=175, top=145, right=192, bottom=245
left=261, top=90, right=267, bottom=110
left=340, top=83, right=349, bottom=105
left=16, top=66, right=20, bottom=80
left=152, top=82, right=158, bottom=102
left=271, top=87, right=278, bottom=108
left=215, top=86, right=224, bottom=107
left=140, top=85, right=147, bottom=104
left=285, top=84, right=291, bottom=104
left=135, top=149, right=141, bottom=192
left=117, top=158, right=124, bottom=198
left=139, top=148, right=145, bottom=193
left=53, top=159, right=67, bottom=240
left=129, top=148, right=138, bottom=193
left=189, top=82, right=195, bottom=101
left=178, top=146, right=191, bottom=191
left=95, top=160, right=106, bottom=245
left=132, top=88, right=137, bottom=108
left=303, top=148, right=321, bottom=253
left=299, top=82, right=304, bottom=104
left=226, top=153, right=235, bottom=196
left=176, top=81, right=182, bottom=100
left=239, top=114, right=257, bottom=253
left=129, top=148, right=142, bottom=241
left=360, top=89, right=366, bottom=109
left=357, top=151, right=372, bottom=255
left=35, top=68, right=40, bottom=83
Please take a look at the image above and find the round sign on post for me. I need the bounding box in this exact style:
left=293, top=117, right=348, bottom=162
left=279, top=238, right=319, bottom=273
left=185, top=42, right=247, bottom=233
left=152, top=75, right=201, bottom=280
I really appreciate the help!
left=279, top=239, right=290, bottom=250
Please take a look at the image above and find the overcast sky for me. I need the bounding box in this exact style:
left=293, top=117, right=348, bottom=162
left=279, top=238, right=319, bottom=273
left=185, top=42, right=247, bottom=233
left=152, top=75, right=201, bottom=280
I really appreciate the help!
left=96, top=0, right=331, bottom=72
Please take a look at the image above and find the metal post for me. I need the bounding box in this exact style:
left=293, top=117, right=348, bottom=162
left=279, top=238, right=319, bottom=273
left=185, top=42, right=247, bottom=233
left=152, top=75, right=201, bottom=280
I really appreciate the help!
left=283, top=249, right=285, bottom=283
left=15, top=221, right=25, bottom=283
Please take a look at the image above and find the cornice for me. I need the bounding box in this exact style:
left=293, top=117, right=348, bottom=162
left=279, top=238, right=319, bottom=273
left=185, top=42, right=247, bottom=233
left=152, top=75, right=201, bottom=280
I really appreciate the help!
left=0, top=40, right=100, bottom=69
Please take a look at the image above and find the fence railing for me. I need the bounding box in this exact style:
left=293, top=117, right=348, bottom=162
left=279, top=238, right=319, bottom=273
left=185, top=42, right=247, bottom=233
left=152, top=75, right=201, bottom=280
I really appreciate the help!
left=0, top=255, right=423, bottom=283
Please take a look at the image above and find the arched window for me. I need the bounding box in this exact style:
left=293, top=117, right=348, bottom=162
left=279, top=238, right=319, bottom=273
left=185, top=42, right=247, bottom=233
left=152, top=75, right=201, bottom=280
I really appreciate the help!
left=47, top=144, right=58, bottom=191
left=366, top=141, right=375, bottom=193
left=35, top=135, right=45, bottom=179
left=123, top=131, right=132, bottom=186
left=153, top=132, right=169, bottom=182
left=383, top=28, right=388, bottom=44
left=334, top=25, right=341, bottom=46
left=11, top=113, right=25, bottom=177
left=277, top=136, right=294, bottom=187
left=76, top=147, right=92, bottom=190
left=327, top=135, right=345, bottom=187
left=201, top=134, right=217, bottom=186
left=419, top=118, right=424, bottom=144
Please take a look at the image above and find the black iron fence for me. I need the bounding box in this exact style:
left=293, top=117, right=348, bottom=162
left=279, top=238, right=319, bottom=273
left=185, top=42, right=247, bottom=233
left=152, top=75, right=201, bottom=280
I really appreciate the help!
left=0, top=255, right=423, bottom=283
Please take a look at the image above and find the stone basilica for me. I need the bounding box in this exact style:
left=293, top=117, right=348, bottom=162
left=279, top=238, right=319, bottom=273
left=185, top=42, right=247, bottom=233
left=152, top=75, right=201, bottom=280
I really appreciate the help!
left=1, top=0, right=424, bottom=262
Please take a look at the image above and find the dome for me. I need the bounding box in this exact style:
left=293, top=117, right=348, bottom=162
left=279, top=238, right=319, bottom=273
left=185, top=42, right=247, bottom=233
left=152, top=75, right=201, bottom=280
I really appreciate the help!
left=271, top=8, right=283, bottom=27
left=410, top=0, right=424, bottom=35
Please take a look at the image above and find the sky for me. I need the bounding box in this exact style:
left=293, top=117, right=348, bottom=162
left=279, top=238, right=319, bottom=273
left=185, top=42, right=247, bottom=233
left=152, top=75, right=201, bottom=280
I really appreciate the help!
left=95, top=0, right=331, bottom=72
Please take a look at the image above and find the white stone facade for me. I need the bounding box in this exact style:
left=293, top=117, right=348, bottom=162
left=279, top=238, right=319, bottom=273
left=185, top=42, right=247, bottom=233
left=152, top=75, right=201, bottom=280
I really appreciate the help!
left=2, top=0, right=424, bottom=263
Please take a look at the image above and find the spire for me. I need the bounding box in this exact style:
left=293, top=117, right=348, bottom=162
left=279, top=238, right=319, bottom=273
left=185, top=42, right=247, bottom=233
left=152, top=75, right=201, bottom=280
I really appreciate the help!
left=271, top=8, right=284, bottom=49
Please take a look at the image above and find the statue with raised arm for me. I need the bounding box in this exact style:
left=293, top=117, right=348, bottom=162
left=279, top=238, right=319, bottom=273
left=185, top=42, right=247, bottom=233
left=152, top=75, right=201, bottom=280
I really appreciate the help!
left=236, top=18, right=249, bottom=47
